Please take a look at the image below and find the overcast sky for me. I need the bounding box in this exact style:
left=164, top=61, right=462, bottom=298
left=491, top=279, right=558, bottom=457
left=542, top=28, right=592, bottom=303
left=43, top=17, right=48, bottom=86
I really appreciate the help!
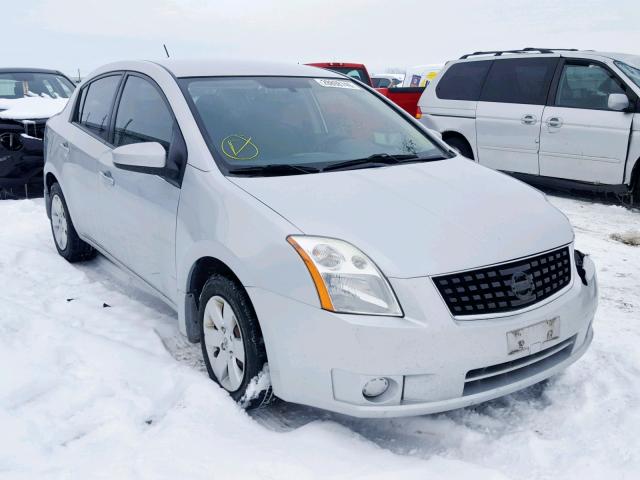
left=6, top=0, right=640, bottom=78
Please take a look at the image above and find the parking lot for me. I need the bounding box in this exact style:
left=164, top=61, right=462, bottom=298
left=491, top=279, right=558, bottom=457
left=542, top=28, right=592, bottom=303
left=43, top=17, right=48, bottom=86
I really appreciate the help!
left=4, top=1, right=640, bottom=477
left=1, top=195, right=638, bottom=479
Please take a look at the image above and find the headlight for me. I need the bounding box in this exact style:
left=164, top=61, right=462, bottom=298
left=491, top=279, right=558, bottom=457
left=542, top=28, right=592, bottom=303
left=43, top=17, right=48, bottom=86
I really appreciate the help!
left=287, top=235, right=402, bottom=316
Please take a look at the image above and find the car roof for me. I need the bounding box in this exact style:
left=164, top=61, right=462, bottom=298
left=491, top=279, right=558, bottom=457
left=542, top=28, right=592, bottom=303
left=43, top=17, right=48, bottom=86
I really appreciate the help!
left=96, top=59, right=345, bottom=79
left=586, top=51, right=640, bottom=67
left=454, top=49, right=640, bottom=66
left=558, top=50, right=640, bottom=65
left=0, top=67, right=67, bottom=75
left=306, top=62, right=367, bottom=69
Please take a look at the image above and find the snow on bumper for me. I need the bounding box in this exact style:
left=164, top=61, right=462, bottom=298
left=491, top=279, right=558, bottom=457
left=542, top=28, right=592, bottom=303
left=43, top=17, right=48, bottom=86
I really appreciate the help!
left=247, top=255, right=597, bottom=418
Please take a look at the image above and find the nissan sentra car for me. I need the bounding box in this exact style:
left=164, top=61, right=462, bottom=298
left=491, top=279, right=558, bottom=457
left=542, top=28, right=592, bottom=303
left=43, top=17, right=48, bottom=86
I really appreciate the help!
left=0, top=68, right=74, bottom=198
left=43, top=59, right=597, bottom=417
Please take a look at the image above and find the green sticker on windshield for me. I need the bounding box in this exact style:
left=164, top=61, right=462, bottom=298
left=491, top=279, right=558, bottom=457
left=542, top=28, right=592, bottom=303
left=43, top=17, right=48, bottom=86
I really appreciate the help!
left=221, top=134, right=259, bottom=160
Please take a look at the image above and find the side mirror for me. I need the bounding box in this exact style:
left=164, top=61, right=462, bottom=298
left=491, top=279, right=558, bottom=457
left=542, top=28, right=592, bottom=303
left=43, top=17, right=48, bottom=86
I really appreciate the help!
left=608, top=93, right=630, bottom=111
left=112, top=142, right=166, bottom=173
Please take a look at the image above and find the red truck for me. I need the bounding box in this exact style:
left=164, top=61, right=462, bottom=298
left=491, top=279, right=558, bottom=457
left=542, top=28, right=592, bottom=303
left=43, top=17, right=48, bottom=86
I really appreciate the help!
left=306, top=62, right=424, bottom=119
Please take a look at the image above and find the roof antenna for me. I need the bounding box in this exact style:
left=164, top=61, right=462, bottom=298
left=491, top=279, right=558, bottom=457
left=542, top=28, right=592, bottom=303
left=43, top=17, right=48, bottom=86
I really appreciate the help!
left=163, top=44, right=170, bottom=58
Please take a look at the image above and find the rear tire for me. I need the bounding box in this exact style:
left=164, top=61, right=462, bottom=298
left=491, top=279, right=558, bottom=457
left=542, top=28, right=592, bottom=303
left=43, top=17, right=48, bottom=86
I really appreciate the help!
left=48, top=183, right=96, bottom=262
left=445, top=135, right=474, bottom=159
left=199, top=274, right=273, bottom=409
left=633, top=179, right=640, bottom=207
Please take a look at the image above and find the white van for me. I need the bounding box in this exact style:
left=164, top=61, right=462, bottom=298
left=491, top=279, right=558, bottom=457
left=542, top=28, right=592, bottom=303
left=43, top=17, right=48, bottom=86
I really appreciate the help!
left=419, top=48, right=640, bottom=203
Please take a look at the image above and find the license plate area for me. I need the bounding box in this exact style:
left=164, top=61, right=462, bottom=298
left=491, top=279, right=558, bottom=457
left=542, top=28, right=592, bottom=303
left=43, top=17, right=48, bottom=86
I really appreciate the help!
left=507, top=317, right=559, bottom=355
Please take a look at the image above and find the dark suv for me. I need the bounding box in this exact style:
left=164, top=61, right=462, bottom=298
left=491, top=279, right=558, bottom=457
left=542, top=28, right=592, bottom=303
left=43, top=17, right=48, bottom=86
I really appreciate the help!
left=0, top=68, right=75, bottom=198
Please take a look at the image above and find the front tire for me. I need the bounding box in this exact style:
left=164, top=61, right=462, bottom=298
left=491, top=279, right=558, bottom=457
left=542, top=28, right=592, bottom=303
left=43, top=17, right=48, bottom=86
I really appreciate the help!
left=48, top=183, right=96, bottom=262
left=199, top=274, right=272, bottom=409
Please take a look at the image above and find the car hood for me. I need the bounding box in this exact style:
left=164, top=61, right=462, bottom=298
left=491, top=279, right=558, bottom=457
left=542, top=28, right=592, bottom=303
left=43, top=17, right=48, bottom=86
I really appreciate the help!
left=0, top=97, right=68, bottom=120
left=230, top=158, right=574, bottom=277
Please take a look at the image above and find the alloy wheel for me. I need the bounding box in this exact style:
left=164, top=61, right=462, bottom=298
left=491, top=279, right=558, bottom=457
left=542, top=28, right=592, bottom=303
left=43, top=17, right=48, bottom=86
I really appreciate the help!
left=51, top=194, right=68, bottom=251
left=202, top=295, right=246, bottom=392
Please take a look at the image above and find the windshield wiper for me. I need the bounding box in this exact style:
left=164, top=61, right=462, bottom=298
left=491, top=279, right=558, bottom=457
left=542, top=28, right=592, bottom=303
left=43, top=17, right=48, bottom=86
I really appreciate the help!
left=227, top=163, right=321, bottom=177
left=322, top=153, right=406, bottom=172
left=322, top=153, right=446, bottom=172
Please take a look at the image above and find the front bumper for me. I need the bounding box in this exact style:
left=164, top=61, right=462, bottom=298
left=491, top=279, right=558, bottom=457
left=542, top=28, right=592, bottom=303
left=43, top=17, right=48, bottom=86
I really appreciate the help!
left=247, top=253, right=597, bottom=418
left=1, top=123, right=45, bottom=198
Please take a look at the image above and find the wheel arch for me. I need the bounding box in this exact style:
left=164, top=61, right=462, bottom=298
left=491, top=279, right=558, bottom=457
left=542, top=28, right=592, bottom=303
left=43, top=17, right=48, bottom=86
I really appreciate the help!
left=44, top=172, right=59, bottom=218
left=45, top=172, right=58, bottom=191
left=183, top=255, right=252, bottom=343
left=441, top=130, right=474, bottom=155
left=188, top=256, right=243, bottom=300
left=631, top=156, right=640, bottom=191
left=629, top=157, right=640, bottom=205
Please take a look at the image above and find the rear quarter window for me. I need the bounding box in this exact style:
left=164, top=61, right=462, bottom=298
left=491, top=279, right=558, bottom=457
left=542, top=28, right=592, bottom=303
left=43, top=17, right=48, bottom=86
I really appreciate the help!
left=435, top=61, right=492, bottom=101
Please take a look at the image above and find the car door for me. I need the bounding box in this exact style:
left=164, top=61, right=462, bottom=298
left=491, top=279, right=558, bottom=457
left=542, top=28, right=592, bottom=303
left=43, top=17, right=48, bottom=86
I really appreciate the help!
left=475, top=57, right=559, bottom=174
left=539, top=60, right=634, bottom=184
left=66, top=74, right=123, bottom=241
left=96, top=73, right=185, bottom=299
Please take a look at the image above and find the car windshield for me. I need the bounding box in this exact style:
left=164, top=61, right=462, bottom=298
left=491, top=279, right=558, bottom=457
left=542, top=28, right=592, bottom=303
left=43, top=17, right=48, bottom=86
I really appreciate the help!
left=0, top=72, right=75, bottom=100
left=180, top=76, right=447, bottom=175
left=615, top=61, right=640, bottom=89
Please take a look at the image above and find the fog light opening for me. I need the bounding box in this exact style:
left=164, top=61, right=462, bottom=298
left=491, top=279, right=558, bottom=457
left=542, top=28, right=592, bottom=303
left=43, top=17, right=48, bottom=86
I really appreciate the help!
left=0, top=132, right=23, bottom=152
left=362, top=377, right=390, bottom=399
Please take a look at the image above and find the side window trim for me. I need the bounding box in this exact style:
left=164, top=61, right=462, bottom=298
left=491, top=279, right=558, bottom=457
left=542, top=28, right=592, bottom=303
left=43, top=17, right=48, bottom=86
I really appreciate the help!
left=71, top=72, right=125, bottom=147
left=73, top=87, right=88, bottom=124
left=546, top=58, right=567, bottom=106
left=107, top=73, right=129, bottom=145
left=548, top=58, right=636, bottom=111
left=479, top=60, right=496, bottom=101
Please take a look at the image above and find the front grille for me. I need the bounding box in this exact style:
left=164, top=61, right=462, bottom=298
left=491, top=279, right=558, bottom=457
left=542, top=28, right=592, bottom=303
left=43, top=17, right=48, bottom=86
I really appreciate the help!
left=463, top=335, right=576, bottom=396
left=22, top=120, right=46, bottom=140
left=433, top=246, right=571, bottom=317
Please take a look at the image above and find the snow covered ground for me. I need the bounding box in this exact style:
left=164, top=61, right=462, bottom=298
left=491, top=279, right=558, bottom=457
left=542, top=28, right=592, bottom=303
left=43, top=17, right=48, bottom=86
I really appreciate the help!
left=1, top=196, right=639, bottom=479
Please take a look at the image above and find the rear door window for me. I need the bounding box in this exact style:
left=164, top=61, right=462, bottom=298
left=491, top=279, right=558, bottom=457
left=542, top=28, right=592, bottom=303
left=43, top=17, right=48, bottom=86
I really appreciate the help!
left=480, top=58, right=558, bottom=105
left=555, top=63, right=626, bottom=110
left=76, top=75, right=122, bottom=141
left=435, top=61, right=492, bottom=101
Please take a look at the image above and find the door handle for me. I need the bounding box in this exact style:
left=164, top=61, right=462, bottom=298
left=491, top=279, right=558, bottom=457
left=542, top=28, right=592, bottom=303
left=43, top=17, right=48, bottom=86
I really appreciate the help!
left=99, top=170, right=115, bottom=186
left=547, top=117, right=563, bottom=128
left=59, top=141, right=69, bottom=158
left=521, top=114, right=537, bottom=125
